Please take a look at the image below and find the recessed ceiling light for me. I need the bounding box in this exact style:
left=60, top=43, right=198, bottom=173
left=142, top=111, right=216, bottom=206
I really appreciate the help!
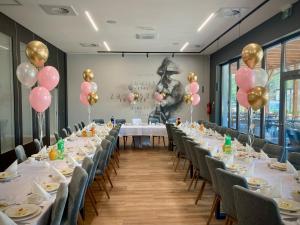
left=106, top=20, right=117, bottom=24
left=103, top=41, right=111, bottom=51
left=180, top=42, right=189, bottom=52
left=197, top=12, right=215, bottom=32
left=0, top=45, right=9, bottom=50
left=85, top=11, right=99, bottom=31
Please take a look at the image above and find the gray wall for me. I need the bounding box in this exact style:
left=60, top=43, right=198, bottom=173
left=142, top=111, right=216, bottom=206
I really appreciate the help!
left=67, top=54, right=210, bottom=125
left=210, top=1, right=300, bottom=124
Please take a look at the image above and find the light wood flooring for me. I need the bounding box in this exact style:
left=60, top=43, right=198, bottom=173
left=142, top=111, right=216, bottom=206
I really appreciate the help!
left=84, top=144, right=224, bottom=225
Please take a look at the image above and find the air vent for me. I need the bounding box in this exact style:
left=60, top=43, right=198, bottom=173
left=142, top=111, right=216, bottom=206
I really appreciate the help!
left=0, top=0, right=21, bottom=6
left=39, top=5, right=78, bottom=16
left=136, top=33, right=157, bottom=40
left=80, top=43, right=99, bottom=48
left=217, top=7, right=248, bottom=18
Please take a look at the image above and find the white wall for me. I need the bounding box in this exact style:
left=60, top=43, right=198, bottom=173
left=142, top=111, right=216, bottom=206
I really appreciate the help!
left=67, top=54, right=210, bottom=126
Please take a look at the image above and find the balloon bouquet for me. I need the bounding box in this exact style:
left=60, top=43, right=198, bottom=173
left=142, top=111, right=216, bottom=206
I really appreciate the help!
left=16, top=40, right=60, bottom=144
left=127, top=85, right=140, bottom=104
left=184, top=72, right=201, bottom=123
left=236, top=43, right=271, bottom=145
left=79, top=69, right=99, bottom=123
left=153, top=91, right=166, bottom=121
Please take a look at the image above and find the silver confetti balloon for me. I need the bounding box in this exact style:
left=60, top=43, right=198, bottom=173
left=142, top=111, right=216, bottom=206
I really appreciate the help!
left=16, top=62, right=38, bottom=88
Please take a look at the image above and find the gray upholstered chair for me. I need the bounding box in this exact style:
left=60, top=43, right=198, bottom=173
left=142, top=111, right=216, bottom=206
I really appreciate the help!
left=216, top=168, right=248, bottom=225
left=167, top=118, right=176, bottom=123
left=61, top=166, right=88, bottom=225
left=233, top=185, right=283, bottom=225
left=185, top=139, right=199, bottom=187
left=226, top=128, right=239, bottom=139
left=74, top=124, right=79, bottom=132
left=0, top=211, right=17, bottom=225
left=262, top=143, right=283, bottom=160
left=288, top=152, right=300, bottom=170
left=115, top=119, right=126, bottom=124
left=49, top=183, right=68, bottom=225
left=166, top=123, right=174, bottom=150
left=93, top=119, right=105, bottom=125
left=66, top=127, right=72, bottom=135
left=54, top=132, right=60, bottom=142
left=33, top=139, right=42, bottom=153
left=237, top=133, right=248, bottom=145
left=15, top=145, right=27, bottom=163
left=252, top=138, right=266, bottom=152
left=181, top=137, right=194, bottom=181
left=61, top=128, right=69, bottom=138
left=81, top=157, right=95, bottom=217
left=105, top=135, right=119, bottom=173
left=205, top=156, right=226, bottom=225
left=193, top=146, right=211, bottom=205
left=78, top=123, right=83, bottom=130
left=81, top=121, right=85, bottom=128
left=173, top=131, right=187, bottom=171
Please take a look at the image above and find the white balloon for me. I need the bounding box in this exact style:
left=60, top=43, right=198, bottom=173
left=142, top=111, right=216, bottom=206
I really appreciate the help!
left=254, top=68, right=268, bottom=87
left=90, top=82, right=98, bottom=92
left=16, top=62, right=38, bottom=88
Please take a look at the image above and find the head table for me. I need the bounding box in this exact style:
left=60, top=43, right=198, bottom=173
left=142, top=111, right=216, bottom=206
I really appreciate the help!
left=178, top=122, right=300, bottom=225
left=0, top=123, right=111, bottom=225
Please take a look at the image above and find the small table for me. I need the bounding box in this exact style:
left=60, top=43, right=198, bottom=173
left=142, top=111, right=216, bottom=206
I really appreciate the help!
left=119, top=124, right=168, bottom=148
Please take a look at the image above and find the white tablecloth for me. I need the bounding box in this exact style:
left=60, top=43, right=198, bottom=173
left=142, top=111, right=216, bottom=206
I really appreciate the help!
left=119, top=124, right=167, bottom=137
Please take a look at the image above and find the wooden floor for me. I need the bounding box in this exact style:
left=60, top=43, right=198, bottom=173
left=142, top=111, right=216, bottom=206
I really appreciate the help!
left=84, top=145, right=224, bottom=225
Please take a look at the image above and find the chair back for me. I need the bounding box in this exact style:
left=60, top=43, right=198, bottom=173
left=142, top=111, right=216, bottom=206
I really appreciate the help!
left=50, top=183, right=68, bottom=225
left=93, top=119, right=105, bottom=124
left=105, top=135, right=116, bottom=157
left=205, top=156, right=225, bottom=195
left=66, top=127, right=72, bottom=135
left=54, top=132, right=60, bottom=142
left=165, top=124, right=173, bottom=141
left=33, top=139, right=42, bottom=153
left=89, top=147, right=102, bottom=186
left=0, top=211, right=17, bottom=225
left=100, top=139, right=112, bottom=169
left=182, top=137, right=193, bottom=161
left=174, top=131, right=186, bottom=155
left=252, top=138, right=266, bottom=152
left=74, top=124, right=79, bottom=131
left=64, top=167, right=88, bottom=225
left=115, top=119, right=126, bottom=124
left=216, top=168, right=248, bottom=219
left=61, top=128, right=69, bottom=138
left=226, top=128, right=239, bottom=139
left=80, top=157, right=93, bottom=210
left=78, top=123, right=83, bottom=130
left=81, top=121, right=85, bottom=128
left=288, top=152, right=300, bottom=170
left=193, top=146, right=211, bottom=181
left=233, top=185, right=283, bottom=225
left=237, top=134, right=248, bottom=145
left=185, top=139, right=199, bottom=169
left=262, top=143, right=283, bottom=160
left=15, top=145, right=27, bottom=163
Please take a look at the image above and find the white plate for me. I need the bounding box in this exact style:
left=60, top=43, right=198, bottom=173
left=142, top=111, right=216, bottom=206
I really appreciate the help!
left=5, top=204, right=39, bottom=218
left=13, top=207, right=42, bottom=222
left=247, top=177, right=268, bottom=187
left=275, top=198, right=300, bottom=212
left=59, top=168, right=73, bottom=176
left=0, top=201, right=9, bottom=211
left=42, top=182, right=60, bottom=193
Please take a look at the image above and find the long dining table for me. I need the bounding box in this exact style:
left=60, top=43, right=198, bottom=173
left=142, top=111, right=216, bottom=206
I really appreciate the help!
left=178, top=123, right=300, bottom=225
left=0, top=123, right=111, bottom=225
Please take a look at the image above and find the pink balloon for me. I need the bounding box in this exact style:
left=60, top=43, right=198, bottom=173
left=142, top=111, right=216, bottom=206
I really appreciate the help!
left=127, top=93, right=134, bottom=102
left=235, top=67, right=255, bottom=92
left=37, top=66, right=60, bottom=91
left=80, top=92, right=89, bottom=106
left=192, top=94, right=200, bottom=106
left=154, top=92, right=163, bottom=102
left=189, top=82, right=199, bottom=94
left=237, top=89, right=250, bottom=109
left=29, top=87, right=51, bottom=113
left=81, top=82, right=91, bottom=95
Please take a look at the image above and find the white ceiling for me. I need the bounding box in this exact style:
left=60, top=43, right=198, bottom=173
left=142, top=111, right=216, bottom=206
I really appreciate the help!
left=0, top=0, right=297, bottom=54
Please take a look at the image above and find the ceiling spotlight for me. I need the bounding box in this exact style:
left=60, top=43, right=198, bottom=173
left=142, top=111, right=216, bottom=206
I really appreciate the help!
left=122, top=52, right=124, bottom=58
left=172, top=53, right=175, bottom=58
left=85, top=11, right=99, bottom=31
left=197, top=12, right=215, bottom=32
left=180, top=42, right=189, bottom=52
left=103, top=41, right=111, bottom=51
left=146, top=53, right=149, bottom=58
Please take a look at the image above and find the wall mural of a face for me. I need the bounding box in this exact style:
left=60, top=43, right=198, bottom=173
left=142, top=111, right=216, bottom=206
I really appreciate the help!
left=149, top=57, right=184, bottom=123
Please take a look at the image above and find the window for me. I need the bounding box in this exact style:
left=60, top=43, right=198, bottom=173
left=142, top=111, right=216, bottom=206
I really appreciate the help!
left=264, top=44, right=281, bottom=144
left=285, top=37, right=300, bottom=71
left=229, top=62, right=237, bottom=129
left=0, top=33, right=14, bottom=153
left=221, top=64, right=229, bottom=127
left=20, top=42, right=33, bottom=145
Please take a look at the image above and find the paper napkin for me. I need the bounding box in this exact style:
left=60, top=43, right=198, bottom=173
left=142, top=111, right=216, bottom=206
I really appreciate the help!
left=32, top=182, right=50, bottom=200
left=5, top=160, right=17, bottom=176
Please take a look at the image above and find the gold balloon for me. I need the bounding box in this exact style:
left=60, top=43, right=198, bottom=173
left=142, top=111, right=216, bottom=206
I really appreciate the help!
left=83, top=69, right=94, bottom=82
left=25, top=40, right=49, bottom=68
left=133, top=92, right=139, bottom=101
left=184, top=94, right=193, bottom=104
left=161, top=92, right=166, bottom=99
left=187, top=72, right=197, bottom=83
left=247, top=86, right=269, bottom=111
left=88, top=92, right=99, bottom=105
left=242, top=43, right=263, bottom=69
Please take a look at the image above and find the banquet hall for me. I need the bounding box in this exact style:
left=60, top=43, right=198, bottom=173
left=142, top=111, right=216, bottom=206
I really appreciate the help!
left=0, top=0, right=300, bottom=225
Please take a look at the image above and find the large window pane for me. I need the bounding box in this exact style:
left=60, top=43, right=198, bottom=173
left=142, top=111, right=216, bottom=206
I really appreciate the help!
left=265, top=44, right=281, bottom=144
left=221, top=64, right=229, bottom=127
left=285, top=37, right=300, bottom=71
left=0, top=33, right=14, bottom=153
left=230, top=63, right=237, bottom=129
left=20, top=42, right=33, bottom=144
